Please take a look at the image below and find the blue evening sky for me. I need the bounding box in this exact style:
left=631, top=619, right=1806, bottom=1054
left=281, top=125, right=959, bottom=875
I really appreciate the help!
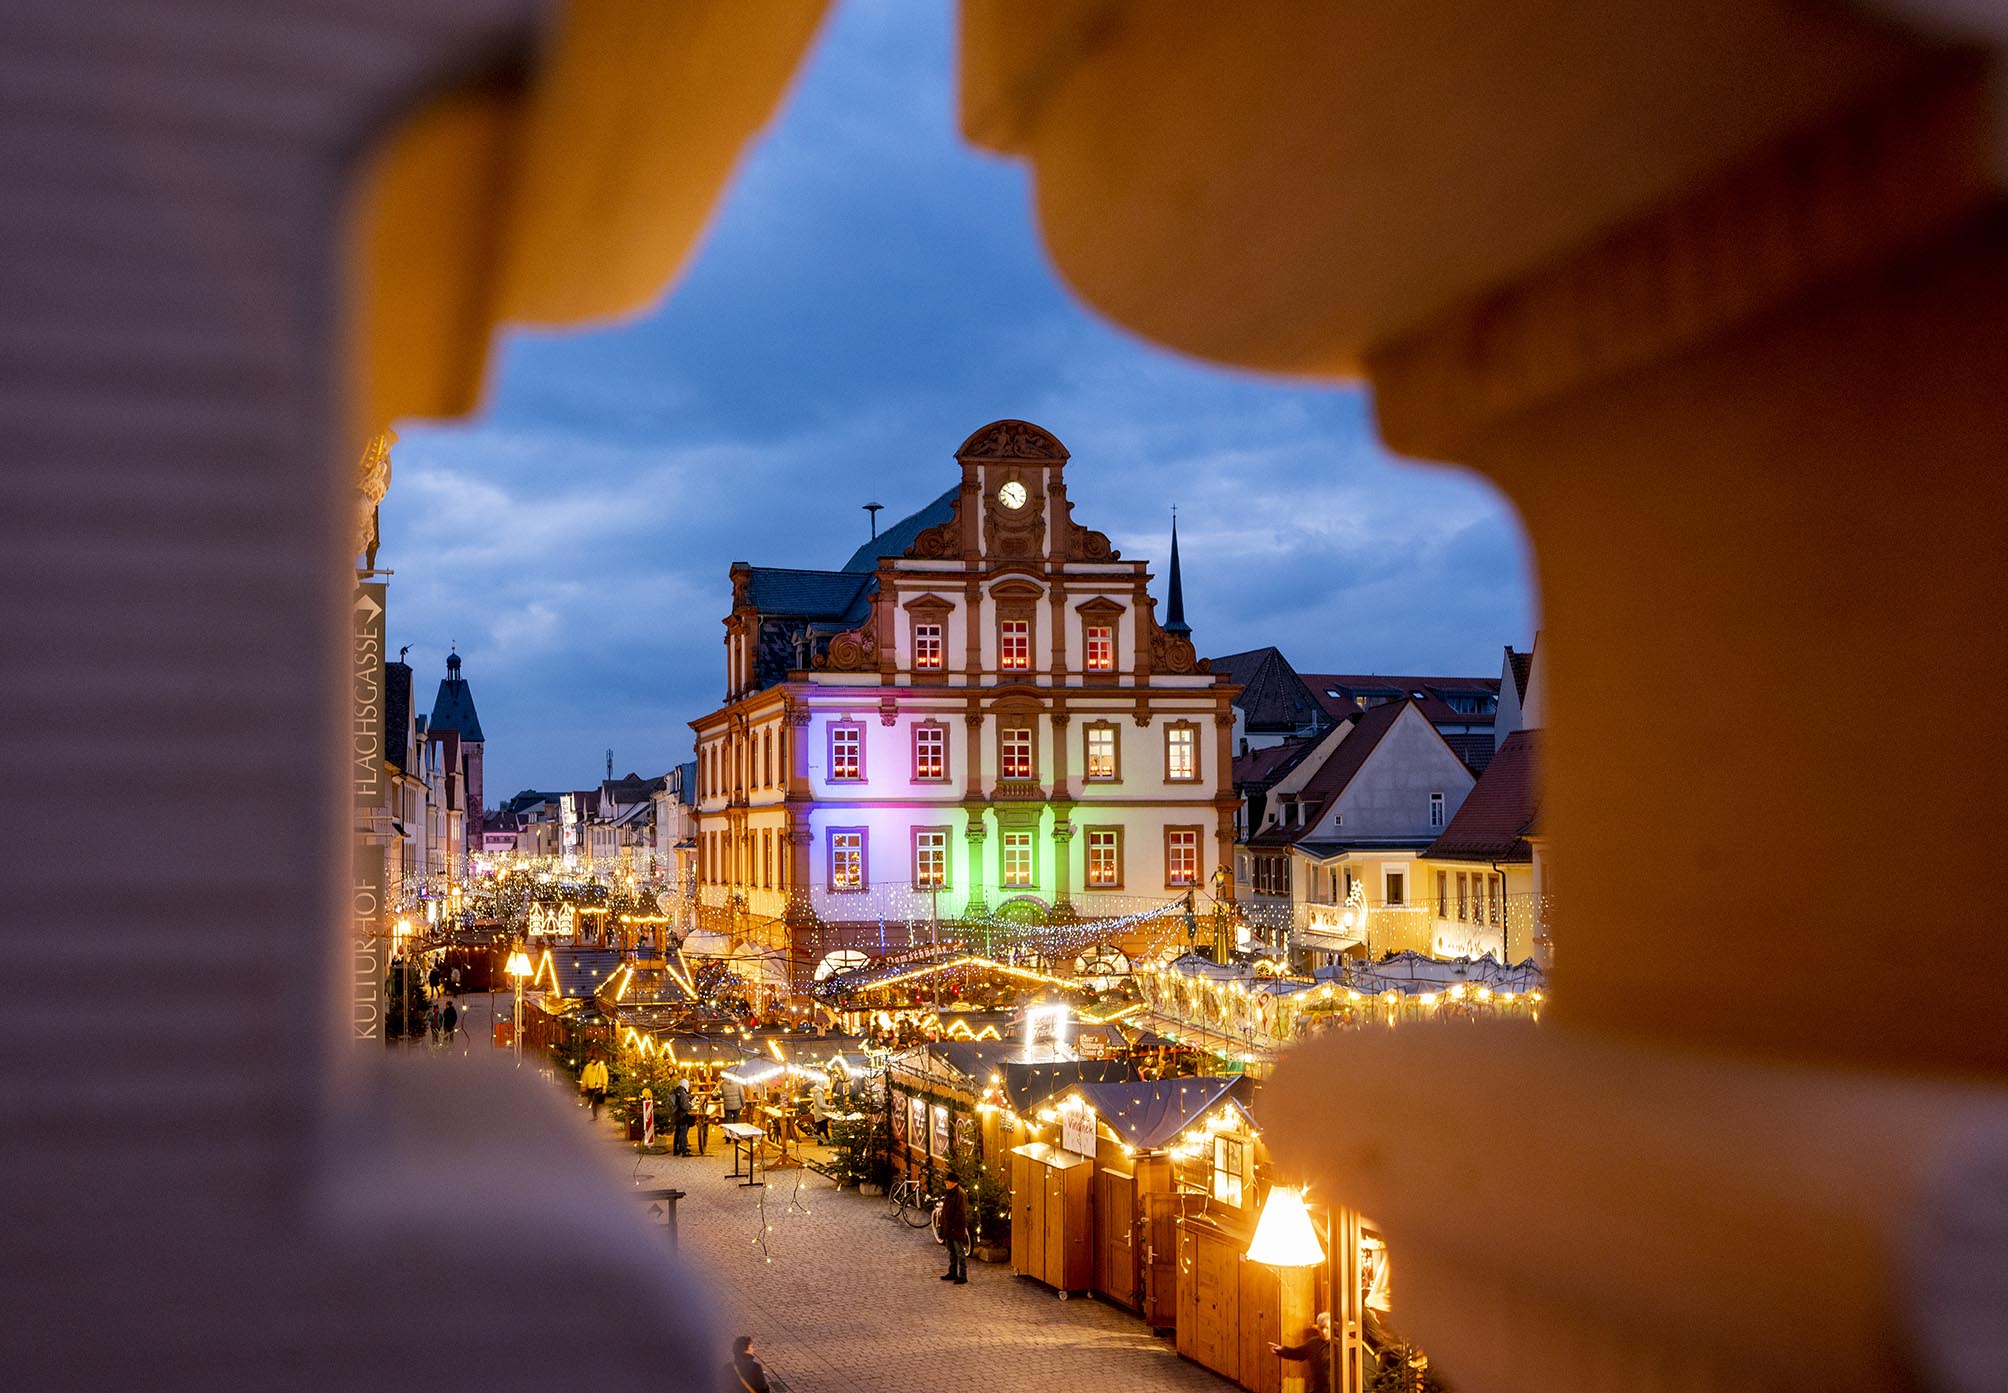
left=381, top=1, right=1536, bottom=802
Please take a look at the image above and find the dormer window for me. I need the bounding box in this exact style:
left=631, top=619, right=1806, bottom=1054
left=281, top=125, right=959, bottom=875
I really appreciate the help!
left=1430, top=791, right=1445, bottom=827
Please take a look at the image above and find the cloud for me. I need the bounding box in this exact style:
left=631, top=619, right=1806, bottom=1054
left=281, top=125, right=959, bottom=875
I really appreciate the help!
left=379, top=0, right=1536, bottom=799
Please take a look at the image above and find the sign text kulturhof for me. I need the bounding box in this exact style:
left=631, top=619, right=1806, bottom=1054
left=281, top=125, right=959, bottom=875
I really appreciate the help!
left=352, top=582, right=386, bottom=1041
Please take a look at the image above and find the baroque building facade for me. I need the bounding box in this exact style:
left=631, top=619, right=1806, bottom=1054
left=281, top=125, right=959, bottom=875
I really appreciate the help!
left=690, top=420, right=1238, bottom=980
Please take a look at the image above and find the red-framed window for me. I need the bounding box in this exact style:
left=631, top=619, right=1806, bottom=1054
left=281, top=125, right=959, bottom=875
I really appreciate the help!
left=1085, top=624, right=1114, bottom=671
left=1166, top=827, right=1200, bottom=887
left=1001, top=726, right=1033, bottom=780
left=829, top=828, right=866, bottom=891
left=912, top=723, right=947, bottom=781
left=1000, top=618, right=1031, bottom=671
left=829, top=722, right=863, bottom=781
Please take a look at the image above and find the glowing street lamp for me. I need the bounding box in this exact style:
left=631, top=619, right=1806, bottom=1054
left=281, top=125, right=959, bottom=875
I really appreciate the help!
left=505, top=949, right=533, bottom=1065
left=1247, top=1185, right=1326, bottom=1267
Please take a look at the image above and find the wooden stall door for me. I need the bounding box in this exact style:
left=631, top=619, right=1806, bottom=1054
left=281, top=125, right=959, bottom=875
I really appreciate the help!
left=1043, top=1164, right=1069, bottom=1289
left=1238, top=1256, right=1285, bottom=1393
left=1140, top=1188, right=1181, bottom=1329
left=1062, top=1161, right=1094, bottom=1292
left=1094, top=1169, right=1137, bottom=1309
left=1179, top=1225, right=1241, bottom=1379
left=1011, top=1151, right=1040, bottom=1276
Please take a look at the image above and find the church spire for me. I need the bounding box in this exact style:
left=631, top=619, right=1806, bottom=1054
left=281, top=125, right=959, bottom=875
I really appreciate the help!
left=1165, top=509, right=1191, bottom=636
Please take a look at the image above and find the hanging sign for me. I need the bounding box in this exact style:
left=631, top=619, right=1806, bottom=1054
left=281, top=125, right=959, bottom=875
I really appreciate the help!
left=930, top=1104, right=950, bottom=1159
left=1061, top=1098, right=1097, bottom=1157
left=350, top=580, right=387, bottom=1043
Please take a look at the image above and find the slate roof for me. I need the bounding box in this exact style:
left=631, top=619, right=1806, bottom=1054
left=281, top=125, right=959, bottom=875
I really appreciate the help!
left=1426, top=729, right=1540, bottom=863
left=1210, top=647, right=1325, bottom=733
left=1442, top=730, right=1498, bottom=775
left=1232, top=738, right=1318, bottom=788
left=842, top=486, right=959, bottom=573
left=428, top=670, right=485, bottom=743
left=1302, top=673, right=1499, bottom=729
left=602, top=772, right=668, bottom=808
left=1064, top=1076, right=1252, bottom=1151
left=742, top=566, right=875, bottom=623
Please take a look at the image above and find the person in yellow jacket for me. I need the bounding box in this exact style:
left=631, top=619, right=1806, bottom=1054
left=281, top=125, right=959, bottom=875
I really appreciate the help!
left=580, top=1055, right=609, bottom=1121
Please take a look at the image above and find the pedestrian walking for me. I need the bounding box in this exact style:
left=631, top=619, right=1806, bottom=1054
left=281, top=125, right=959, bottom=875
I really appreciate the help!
left=1269, top=1312, right=1333, bottom=1393
left=669, top=1077, right=694, bottom=1156
left=449, top=964, right=462, bottom=995
left=441, top=998, right=458, bottom=1041
left=427, top=963, right=442, bottom=997
left=938, top=1171, right=970, bottom=1284
left=726, top=1335, right=770, bottom=1393
left=580, top=1055, right=609, bottom=1120
left=427, top=999, right=441, bottom=1040
left=719, top=1071, right=745, bottom=1124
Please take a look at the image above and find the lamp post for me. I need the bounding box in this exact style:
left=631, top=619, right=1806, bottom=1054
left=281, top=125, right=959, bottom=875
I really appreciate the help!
left=505, top=948, right=532, bottom=1065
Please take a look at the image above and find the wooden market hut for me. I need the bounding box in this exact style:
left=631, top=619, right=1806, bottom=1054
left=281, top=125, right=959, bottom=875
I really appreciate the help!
left=1031, top=1076, right=1261, bottom=1323
left=521, top=946, right=623, bottom=1056
left=886, top=1040, right=1131, bottom=1186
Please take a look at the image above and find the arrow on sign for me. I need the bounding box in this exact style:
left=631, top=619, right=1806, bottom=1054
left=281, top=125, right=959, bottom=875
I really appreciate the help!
left=355, top=592, right=383, bottom=621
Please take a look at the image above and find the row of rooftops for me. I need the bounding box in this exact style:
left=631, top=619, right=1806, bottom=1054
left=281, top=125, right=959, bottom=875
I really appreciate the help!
left=1224, top=641, right=1542, bottom=865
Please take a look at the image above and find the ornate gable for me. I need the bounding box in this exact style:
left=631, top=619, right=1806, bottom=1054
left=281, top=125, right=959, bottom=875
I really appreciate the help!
left=955, top=419, right=1070, bottom=460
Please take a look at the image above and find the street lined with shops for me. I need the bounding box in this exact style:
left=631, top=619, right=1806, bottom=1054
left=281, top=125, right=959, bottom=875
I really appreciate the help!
left=607, top=1112, right=1236, bottom=1393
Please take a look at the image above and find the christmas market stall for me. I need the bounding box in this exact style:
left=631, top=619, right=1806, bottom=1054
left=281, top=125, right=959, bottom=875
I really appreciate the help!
left=521, top=945, right=622, bottom=1056
left=1134, top=954, right=1319, bottom=1075
left=814, top=946, right=1095, bottom=1029
left=885, top=1033, right=1132, bottom=1243
left=1025, top=1075, right=1258, bottom=1323
left=1294, top=950, right=1548, bottom=1034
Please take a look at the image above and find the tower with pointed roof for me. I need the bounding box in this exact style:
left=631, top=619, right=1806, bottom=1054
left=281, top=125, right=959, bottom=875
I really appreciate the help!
left=1163, top=510, right=1191, bottom=636
left=428, top=649, right=485, bottom=849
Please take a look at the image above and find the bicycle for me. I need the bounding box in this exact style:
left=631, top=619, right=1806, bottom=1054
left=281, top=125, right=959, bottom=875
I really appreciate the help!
left=887, top=1176, right=936, bottom=1230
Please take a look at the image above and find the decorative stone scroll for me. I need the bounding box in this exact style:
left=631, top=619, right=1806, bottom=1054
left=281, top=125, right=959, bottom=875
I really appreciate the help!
left=1147, top=617, right=1207, bottom=675
left=815, top=617, right=878, bottom=672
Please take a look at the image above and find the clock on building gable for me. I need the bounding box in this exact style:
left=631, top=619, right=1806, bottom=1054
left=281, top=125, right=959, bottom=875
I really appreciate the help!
left=983, top=465, right=1045, bottom=558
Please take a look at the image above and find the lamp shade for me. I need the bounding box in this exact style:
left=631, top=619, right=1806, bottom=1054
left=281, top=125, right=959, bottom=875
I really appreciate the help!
left=505, top=951, right=533, bottom=979
left=1246, top=1186, right=1326, bottom=1267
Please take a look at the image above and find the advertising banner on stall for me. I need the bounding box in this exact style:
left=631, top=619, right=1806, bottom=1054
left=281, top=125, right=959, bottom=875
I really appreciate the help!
left=1061, top=1098, right=1097, bottom=1157
left=351, top=580, right=387, bottom=1043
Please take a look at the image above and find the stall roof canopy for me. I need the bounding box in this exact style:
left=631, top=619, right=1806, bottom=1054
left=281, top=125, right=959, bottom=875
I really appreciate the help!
left=599, top=964, right=696, bottom=1008
left=1321, top=950, right=1548, bottom=996
left=1064, top=1076, right=1254, bottom=1151
left=534, top=947, right=623, bottom=998
left=910, top=1041, right=1132, bottom=1110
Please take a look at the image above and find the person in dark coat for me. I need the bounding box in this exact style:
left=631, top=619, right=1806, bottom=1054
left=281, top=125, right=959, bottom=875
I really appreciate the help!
left=1270, top=1312, right=1333, bottom=1393
left=669, top=1079, right=695, bottom=1156
left=441, top=998, right=458, bottom=1041
left=937, top=1171, right=970, bottom=1284
left=726, top=1335, right=770, bottom=1393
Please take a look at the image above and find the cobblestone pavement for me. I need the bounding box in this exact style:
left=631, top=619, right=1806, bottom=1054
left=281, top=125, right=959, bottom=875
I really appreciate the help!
left=613, top=1122, right=1237, bottom=1393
